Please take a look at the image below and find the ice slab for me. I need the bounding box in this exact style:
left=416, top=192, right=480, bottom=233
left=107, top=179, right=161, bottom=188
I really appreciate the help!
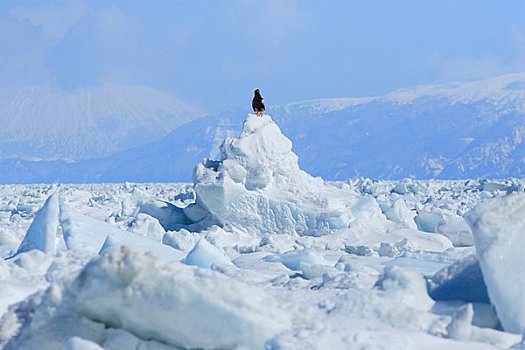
left=59, top=205, right=110, bottom=253
left=72, top=249, right=290, bottom=349
left=16, top=193, right=59, bottom=255
left=465, top=193, right=525, bottom=334
left=183, top=238, right=234, bottom=268
left=99, top=229, right=184, bottom=263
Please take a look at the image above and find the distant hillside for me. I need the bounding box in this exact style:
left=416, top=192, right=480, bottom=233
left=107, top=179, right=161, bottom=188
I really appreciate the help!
left=1, top=72, right=524, bottom=183
left=274, top=72, right=525, bottom=179
left=0, top=84, right=202, bottom=161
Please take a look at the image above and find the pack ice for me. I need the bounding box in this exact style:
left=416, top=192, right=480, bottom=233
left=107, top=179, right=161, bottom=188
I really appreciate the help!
left=1, top=114, right=525, bottom=349
left=3, top=248, right=289, bottom=349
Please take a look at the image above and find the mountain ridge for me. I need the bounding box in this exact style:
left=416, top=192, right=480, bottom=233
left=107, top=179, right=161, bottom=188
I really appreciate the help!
left=0, top=83, right=203, bottom=161
left=1, top=72, right=524, bottom=183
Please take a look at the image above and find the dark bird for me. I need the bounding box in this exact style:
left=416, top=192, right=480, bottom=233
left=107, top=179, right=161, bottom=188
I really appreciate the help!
left=252, top=89, right=265, bottom=117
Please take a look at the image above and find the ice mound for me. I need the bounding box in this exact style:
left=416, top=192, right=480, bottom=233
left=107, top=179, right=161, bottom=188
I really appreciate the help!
left=375, top=265, right=434, bottom=311
left=384, top=198, right=418, bottom=229
left=162, top=228, right=199, bottom=252
left=446, top=304, right=474, bottom=341
left=4, top=248, right=291, bottom=349
left=263, top=249, right=335, bottom=279
left=99, top=228, right=185, bottom=262
left=129, top=213, right=165, bottom=241
left=264, top=249, right=332, bottom=271
left=343, top=227, right=453, bottom=257
left=202, top=225, right=260, bottom=253
left=416, top=210, right=474, bottom=247
left=465, top=193, right=525, bottom=334
left=184, top=114, right=374, bottom=236
left=183, top=238, right=234, bottom=268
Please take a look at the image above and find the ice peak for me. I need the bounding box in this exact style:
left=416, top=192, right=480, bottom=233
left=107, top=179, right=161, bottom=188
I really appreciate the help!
left=218, top=114, right=299, bottom=190
left=238, top=113, right=275, bottom=137
left=184, top=114, right=381, bottom=236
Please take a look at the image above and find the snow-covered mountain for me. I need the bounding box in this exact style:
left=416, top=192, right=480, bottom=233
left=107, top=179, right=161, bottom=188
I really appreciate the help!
left=273, top=72, right=525, bottom=180
left=0, top=84, right=202, bottom=161
left=0, top=72, right=524, bottom=183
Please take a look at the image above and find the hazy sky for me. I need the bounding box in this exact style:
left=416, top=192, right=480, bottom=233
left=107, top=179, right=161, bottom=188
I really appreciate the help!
left=1, top=0, right=524, bottom=112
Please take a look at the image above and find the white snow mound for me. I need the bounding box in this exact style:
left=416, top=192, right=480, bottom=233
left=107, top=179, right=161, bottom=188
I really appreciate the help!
left=4, top=248, right=291, bottom=349
left=183, top=238, right=234, bottom=268
left=186, top=114, right=383, bottom=236
left=465, top=192, right=525, bottom=334
left=72, top=248, right=290, bottom=349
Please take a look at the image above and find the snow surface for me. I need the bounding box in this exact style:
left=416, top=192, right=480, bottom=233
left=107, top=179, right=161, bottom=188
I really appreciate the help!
left=1, top=115, right=525, bottom=349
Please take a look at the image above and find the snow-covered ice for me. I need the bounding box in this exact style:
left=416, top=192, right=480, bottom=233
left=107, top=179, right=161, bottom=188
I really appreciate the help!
left=15, top=192, right=59, bottom=255
left=183, top=237, right=235, bottom=268
left=185, top=114, right=377, bottom=237
left=1, top=115, right=525, bottom=349
left=466, top=193, right=525, bottom=334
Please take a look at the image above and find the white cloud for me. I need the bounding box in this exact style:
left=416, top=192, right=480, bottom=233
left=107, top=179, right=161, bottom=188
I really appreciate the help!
left=429, top=51, right=525, bottom=83
left=427, top=22, right=525, bottom=82
left=442, top=55, right=512, bottom=80
left=238, top=0, right=311, bottom=48
left=11, top=0, right=89, bottom=41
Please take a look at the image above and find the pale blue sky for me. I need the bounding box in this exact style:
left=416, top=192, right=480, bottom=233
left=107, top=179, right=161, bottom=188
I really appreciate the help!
left=1, top=0, right=524, bottom=112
